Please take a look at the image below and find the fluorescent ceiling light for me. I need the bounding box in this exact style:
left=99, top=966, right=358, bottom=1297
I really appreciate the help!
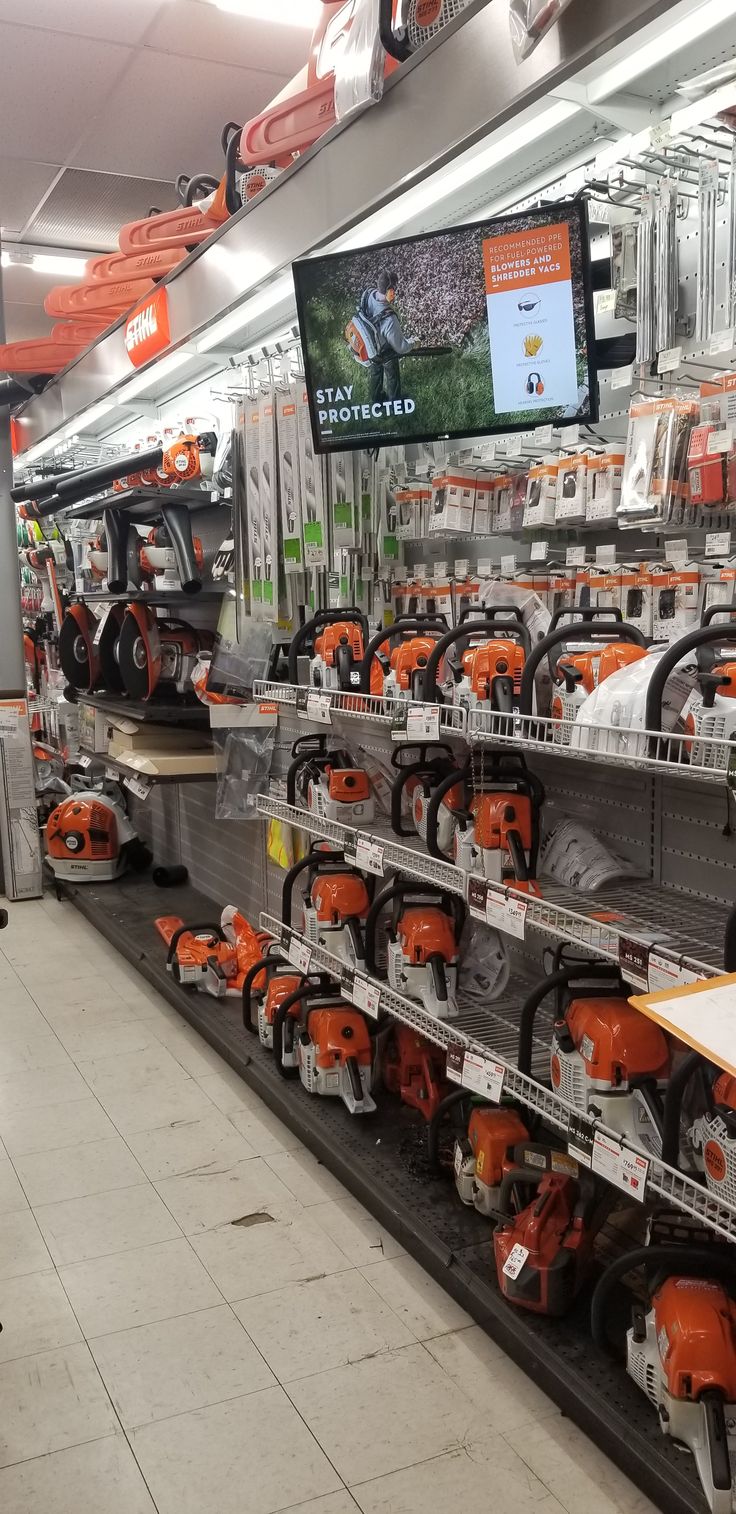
left=207, top=0, right=319, bottom=24
left=196, top=274, right=294, bottom=353
left=116, top=349, right=194, bottom=399
left=1, top=251, right=87, bottom=277
left=669, top=80, right=736, bottom=136
left=62, top=402, right=114, bottom=439
left=587, top=0, right=736, bottom=102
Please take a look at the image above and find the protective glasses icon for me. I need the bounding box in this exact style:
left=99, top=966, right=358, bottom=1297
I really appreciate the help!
left=518, top=298, right=541, bottom=313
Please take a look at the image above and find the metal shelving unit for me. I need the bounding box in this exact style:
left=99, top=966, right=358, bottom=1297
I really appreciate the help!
left=79, top=745, right=216, bottom=787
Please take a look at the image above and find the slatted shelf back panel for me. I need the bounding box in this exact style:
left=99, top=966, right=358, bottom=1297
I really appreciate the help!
left=658, top=775, right=736, bottom=906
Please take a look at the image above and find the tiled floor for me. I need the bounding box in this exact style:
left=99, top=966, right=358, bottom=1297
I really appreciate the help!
left=0, top=895, right=659, bottom=1514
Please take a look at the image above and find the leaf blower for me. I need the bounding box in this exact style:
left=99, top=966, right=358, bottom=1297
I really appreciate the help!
left=156, top=909, right=271, bottom=999
left=364, top=877, right=465, bottom=1020
left=519, top=608, right=647, bottom=744
left=117, top=607, right=212, bottom=701
left=426, top=752, right=544, bottom=891
left=16, top=433, right=218, bottom=520
left=428, top=1086, right=530, bottom=1214
left=591, top=1245, right=736, bottom=1513
left=422, top=608, right=531, bottom=715
left=281, top=847, right=373, bottom=969
left=139, top=526, right=205, bottom=589
left=272, top=979, right=376, bottom=1114
left=46, top=785, right=151, bottom=883
left=494, top=1157, right=609, bottom=1316
left=517, top=960, right=670, bottom=1156
left=286, top=734, right=375, bottom=826
left=359, top=616, right=449, bottom=702
left=288, top=609, right=369, bottom=692
left=379, top=0, right=477, bottom=62
left=645, top=608, right=736, bottom=771
left=381, top=1024, right=451, bottom=1122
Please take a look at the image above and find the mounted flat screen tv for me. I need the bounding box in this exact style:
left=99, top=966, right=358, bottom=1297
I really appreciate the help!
left=293, top=200, right=598, bottom=453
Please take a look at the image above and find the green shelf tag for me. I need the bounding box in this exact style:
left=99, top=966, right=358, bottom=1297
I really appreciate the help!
left=284, top=539, right=302, bottom=563
left=304, top=522, right=323, bottom=546
left=334, top=502, right=354, bottom=528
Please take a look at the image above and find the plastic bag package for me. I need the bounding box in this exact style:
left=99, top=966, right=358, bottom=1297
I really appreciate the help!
left=540, top=818, right=641, bottom=892
left=457, top=919, right=510, bottom=1009
left=509, top=0, right=573, bottom=61
left=334, top=0, right=385, bottom=123
left=214, top=725, right=275, bottom=822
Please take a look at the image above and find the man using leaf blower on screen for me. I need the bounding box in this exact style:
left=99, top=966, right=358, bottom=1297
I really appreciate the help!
left=361, top=270, right=418, bottom=405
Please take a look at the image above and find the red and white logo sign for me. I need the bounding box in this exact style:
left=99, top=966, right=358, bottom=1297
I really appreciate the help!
left=124, top=286, right=171, bottom=369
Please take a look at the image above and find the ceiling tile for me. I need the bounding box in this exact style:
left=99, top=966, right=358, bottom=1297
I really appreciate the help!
left=0, top=25, right=135, bottom=162
left=144, top=1, right=309, bottom=76
left=25, top=169, right=178, bottom=250
left=0, top=0, right=164, bottom=47
left=0, top=159, right=62, bottom=237
left=71, top=52, right=287, bottom=179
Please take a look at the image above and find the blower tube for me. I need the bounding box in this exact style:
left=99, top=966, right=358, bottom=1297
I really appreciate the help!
left=152, top=865, right=189, bottom=888
left=13, top=445, right=164, bottom=507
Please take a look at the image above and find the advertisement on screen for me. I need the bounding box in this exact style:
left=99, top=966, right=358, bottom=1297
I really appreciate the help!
left=292, top=201, right=597, bottom=453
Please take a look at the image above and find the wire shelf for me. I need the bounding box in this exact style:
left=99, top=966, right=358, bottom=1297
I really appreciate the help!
left=469, top=708, right=736, bottom=785
left=254, top=681, right=468, bottom=736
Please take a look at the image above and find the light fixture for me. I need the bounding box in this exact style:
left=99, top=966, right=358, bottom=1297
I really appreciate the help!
left=195, top=274, right=294, bottom=353
left=586, top=0, right=736, bottom=102
left=0, top=251, right=87, bottom=278
left=207, top=0, right=319, bottom=24
left=115, top=349, right=195, bottom=399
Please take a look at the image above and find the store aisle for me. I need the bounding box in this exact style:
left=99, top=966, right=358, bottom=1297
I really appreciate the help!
left=0, top=895, right=657, bottom=1514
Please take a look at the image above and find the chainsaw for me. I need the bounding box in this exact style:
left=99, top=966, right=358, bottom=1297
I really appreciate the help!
left=117, top=607, right=212, bottom=701
left=518, top=959, right=670, bottom=1156
left=494, top=1155, right=609, bottom=1316
left=389, top=743, right=458, bottom=841
left=282, top=847, right=373, bottom=970
left=379, top=0, right=477, bottom=61
left=426, top=752, right=544, bottom=890
left=428, top=1086, right=531, bottom=1215
left=381, top=1024, right=450, bottom=1122
left=592, top=1244, right=736, bottom=1513
left=286, top=735, right=375, bottom=826
left=647, top=609, right=736, bottom=771
left=364, top=878, right=465, bottom=1020
left=242, top=950, right=332, bottom=1053
left=156, top=910, right=270, bottom=999
left=46, top=784, right=151, bottom=883
left=272, top=979, right=376, bottom=1114
left=423, top=608, right=531, bottom=715
left=288, top=609, right=369, bottom=692
left=519, top=608, right=648, bottom=742
left=660, top=1048, right=736, bottom=1198
left=359, top=616, right=449, bottom=701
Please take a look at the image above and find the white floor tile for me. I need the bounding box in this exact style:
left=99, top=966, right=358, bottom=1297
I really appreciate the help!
left=360, top=1255, right=471, bottom=1342
left=191, top=1208, right=352, bottom=1302
left=0, top=1032, right=70, bottom=1077
left=75, top=1044, right=192, bottom=1102
left=0, top=1098, right=117, bottom=1158
left=35, top=1183, right=181, bottom=1266
left=504, top=1416, right=662, bottom=1514
left=264, top=1148, right=351, bottom=1207
left=0, top=1212, right=52, bottom=1281
left=14, top=1137, right=146, bottom=1207
left=126, top=1111, right=257, bottom=1181
left=143, top=1016, right=233, bottom=1078
left=154, top=1155, right=295, bottom=1236
left=288, top=1342, right=491, bottom=1485
left=0, top=1157, right=28, bottom=1215
left=285, top=1497, right=358, bottom=1514
left=96, top=1078, right=216, bottom=1136
left=90, top=1304, right=275, bottom=1428
left=351, top=1444, right=566, bottom=1514
left=0, top=1271, right=82, bottom=1363
left=0, top=1341, right=117, bottom=1466
left=130, top=1384, right=342, bottom=1514
left=0, top=1065, right=90, bottom=1117
left=59, top=1237, right=222, bottom=1338
left=309, top=1198, right=406, bottom=1268
left=233, top=1268, right=415, bottom=1382
left=0, top=1433, right=157, bottom=1512
left=228, top=1101, right=302, bottom=1156
left=425, top=1327, right=559, bottom=1435
left=197, top=1066, right=263, bottom=1116
left=52, top=1019, right=160, bottom=1061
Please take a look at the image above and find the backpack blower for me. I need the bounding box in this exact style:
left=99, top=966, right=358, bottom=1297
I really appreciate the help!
left=281, top=847, right=373, bottom=970
left=359, top=616, right=449, bottom=702
left=519, top=608, right=647, bottom=744
left=389, top=743, right=458, bottom=842
left=426, top=752, right=544, bottom=890
left=286, top=734, right=375, bottom=827
left=272, top=979, right=376, bottom=1115
left=645, top=609, right=736, bottom=772
left=46, top=784, right=151, bottom=883
left=364, top=878, right=465, bottom=1020
left=288, top=609, right=369, bottom=692
left=591, top=1245, right=736, bottom=1514
left=422, top=608, right=531, bottom=715
left=428, top=1086, right=530, bottom=1214
left=494, top=1156, right=610, bottom=1317
left=517, top=958, right=670, bottom=1156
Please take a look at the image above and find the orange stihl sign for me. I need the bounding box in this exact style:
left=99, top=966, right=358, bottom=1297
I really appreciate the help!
left=124, top=286, right=171, bottom=368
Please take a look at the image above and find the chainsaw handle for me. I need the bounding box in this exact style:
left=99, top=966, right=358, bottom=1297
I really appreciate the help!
left=519, top=622, right=647, bottom=715
left=495, top=1167, right=545, bottom=1220
left=548, top=606, right=624, bottom=630
left=378, top=0, right=413, bottom=60
left=225, top=125, right=245, bottom=215
left=288, top=610, right=369, bottom=687
left=590, top=1244, right=736, bottom=1358
left=425, top=766, right=469, bottom=859
left=423, top=619, right=532, bottom=705
left=272, top=981, right=343, bottom=1078
left=281, top=848, right=345, bottom=929
left=517, top=963, right=625, bottom=1077
left=660, top=1049, right=711, bottom=1169
left=390, top=752, right=456, bottom=838
left=427, top=1087, right=473, bottom=1172
left=459, top=604, right=525, bottom=626
left=241, top=953, right=280, bottom=1034
left=358, top=618, right=448, bottom=694
left=167, top=922, right=226, bottom=971
left=184, top=173, right=220, bottom=207
left=701, top=602, right=736, bottom=626
left=160, top=500, right=201, bottom=595
left=645, top=624, right=736, bottom=736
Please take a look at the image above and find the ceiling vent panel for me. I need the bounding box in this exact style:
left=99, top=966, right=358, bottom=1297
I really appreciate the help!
left=25, top=169, right=178, bottom=251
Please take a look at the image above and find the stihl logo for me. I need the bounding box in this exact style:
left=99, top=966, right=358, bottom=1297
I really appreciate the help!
left=417, top=0, right=443, bottom=25
left=124, top=286, right=171, bottom=369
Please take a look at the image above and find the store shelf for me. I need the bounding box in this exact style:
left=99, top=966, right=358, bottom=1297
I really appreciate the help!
left=78, top=692, right=210, bottom=726
left=257, top=794, right=727, bottom=981
left=79, top=745, right=215, bottom=786
left=469, top=709, right=736, bottom=786
left=72, top=589, right=229, bottom=606
left=253, top=680, right=467, bottom=736
left=63, top=487, right=224, bottom=524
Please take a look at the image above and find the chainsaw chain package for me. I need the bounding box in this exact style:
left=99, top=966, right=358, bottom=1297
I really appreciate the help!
left=277, top=384, right=305, bottom=575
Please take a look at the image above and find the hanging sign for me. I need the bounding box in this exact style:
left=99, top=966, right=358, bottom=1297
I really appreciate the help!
left=124, top=286, right=171, bottom=368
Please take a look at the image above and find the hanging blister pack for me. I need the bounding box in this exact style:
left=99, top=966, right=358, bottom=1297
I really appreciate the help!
left=612, top=224, right=638, bottom=323
left=655, top=177, right=678, bottom=355
left=696, top=157, right=718, bottom=343
left=727, top=138, right=736, bottom=329
left=245, top=401, right=263, bottom=616
left=330, top=453, right=357, bottom=550
left=277, top=384, right=304, bottom=576
left=635, top=191, right=655, bottom=365
left=259, top=390, right=279, bottom=622
left=297, top=386, right=328, bottom=567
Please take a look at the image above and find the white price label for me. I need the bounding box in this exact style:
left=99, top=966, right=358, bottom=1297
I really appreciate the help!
left=534, top=424, right=553, bottom=446
left=596, top=290, right=616, bottom=315
left=647, top=951, right=699, bottom=993
left=649, top=121, right=672, bottom=149
left=305, top=692, right=332, bottom=725
left=453, top=1141, right=465, bottom=1178
left=706, top=532, right=731, bottom=558
left=461, top=1050, right=505, bottom=1102
left=530, top=540, right=549, bottom=562
left=288, top=937, right=312, bottom=973
left=124, top=775, right=151, bottom=802
left=104, top=766, right=118, bottom=782
left=591, top=1131, right=649, bottom=1201
left=566, top=546, right=586, bottom=567
left=0, top=708, right=20, bottom=734
left=707, top=429, right=733, bottom=454
left=710, top=327, right=734, bottom=355
left=477, top=558, right=492, bottom=577
left=77, top=755, right=92, bottom=770
left=484, top=441, right=497, bottom=463
left=658, top=346, right=682, bottom=374
left=621, top=1149, right=650, bottom=1202
left=595, top=543, right=617, bottom=566
left=504, top=434, right=523, bottom=458
left=414, top=563, right=426, bottom=580
left=611, top=364, right=634, bottom=391
left=351, top=973, right=381, bottom=1018
left=484, top=890, right=528, bottom=940
left=561, top=424, right=580, bottom=447
left=500, top=554, right=516, bottom=578
left=354, top=834, right=385, bottom=877
left=405, top=704, right=440, bottom=741
left=434, top=561, right=448, bottom=580
left=453, top=560, right=468, bottom=579
left=502, top=1243, right=530, bottom=1281
left=592, top=1130, right=624, bottom=1185
left=667, top=539, right=689, bottom=569
left=92, top=618, right=106, bottom=649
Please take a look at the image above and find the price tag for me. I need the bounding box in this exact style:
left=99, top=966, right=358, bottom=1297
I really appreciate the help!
left=414, top=563, right=426, bottom=580
left=453, top=560, right=468, bottom=579
left=667, top=538, right=689, bottom=569
left=461, top=1049, right=505, bottom=1102
left=592, top=1130, right=624, bottom=1185
left=706, top=532, right=731, bottom=558
left=592, top=1131, right=649, bottom=1202
left=647, top=951, right=699, bottom=993
left=405, top=704, right=440, bottom=742
left=500, top=554, right=516, bottom=578
left=561, top=424, right=580, bottom=447
left=567, top=1111, right=595, bottom=1168
left=351, top=972, right=382, bottom=1018
left=0, top=705, right=20, bottom=735
left=105, top=765, right=118, bottom=782
left=596, top=290, right=616, bottom=315
left=530, top=540, right=549, bottom=562
left=305, top=691, right=333, bottom=725
left=707, top=429, right=733, bottom=455
left=650, top=121, right=672, bottom=149
left=611, top=363, right=634, bottom=391
left=477, top=558, right=492, bottom=577
left=534, top=424, right=553, bottom=446
left=466, top=876, right=488, bottom=922
left=504, top=435, right=523, bottom=458
left=288, top=936, right=312, bottom=973
left=92, top=613, right=107, bottom=650
left=595, top=543, right=617, bottom=566
left=484, top=889, right=528, bottom=940
left=124, top=775, right=152, bottom=802
left=354, top=834, right=385, bottom=877
left=658, top=346, right=682, bottom=374
left=446, top=1041, right=465, bottom=1085
left=618, top=934, right=651, bottom=991
left=77, top=755, right=92, bottom=770
left=710, top=327, right=734, bottom=355
left=453, top=1141, right=465, bottom=1178
left=483, top=441, right=497, bottom=463
left=621, top=1148, right=650, bottom=1201
left=502, top=1243, right=530, bottom=1281
left=566, top=545, right=586, bottom=567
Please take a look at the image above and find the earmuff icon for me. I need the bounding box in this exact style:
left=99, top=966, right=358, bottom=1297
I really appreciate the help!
left=526, top=372, right=544, bottom=396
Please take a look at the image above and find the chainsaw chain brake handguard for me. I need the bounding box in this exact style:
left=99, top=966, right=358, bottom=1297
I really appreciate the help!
left=389, top=742, right=457, bottom=837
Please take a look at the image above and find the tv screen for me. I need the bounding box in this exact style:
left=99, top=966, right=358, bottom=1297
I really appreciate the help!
left=293, top=200, right=598, bottom=454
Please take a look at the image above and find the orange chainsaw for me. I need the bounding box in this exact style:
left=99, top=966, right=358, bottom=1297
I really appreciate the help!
left=288, top=609, right=369, bottom=692
left=364, top=877, right=465, bottom=1020
left=281, top=846, right=374, bottom=970
left=272, top=978, right=376, bottom=1115
left=426, top=752, right=544, bottom=890
left=359, top=615, right=449, bottom=700
left=423, top=608, right=531, bottom=714
left=156, top=910, right=270, bottom=999
left=286, top=734, right=374, bottom=826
